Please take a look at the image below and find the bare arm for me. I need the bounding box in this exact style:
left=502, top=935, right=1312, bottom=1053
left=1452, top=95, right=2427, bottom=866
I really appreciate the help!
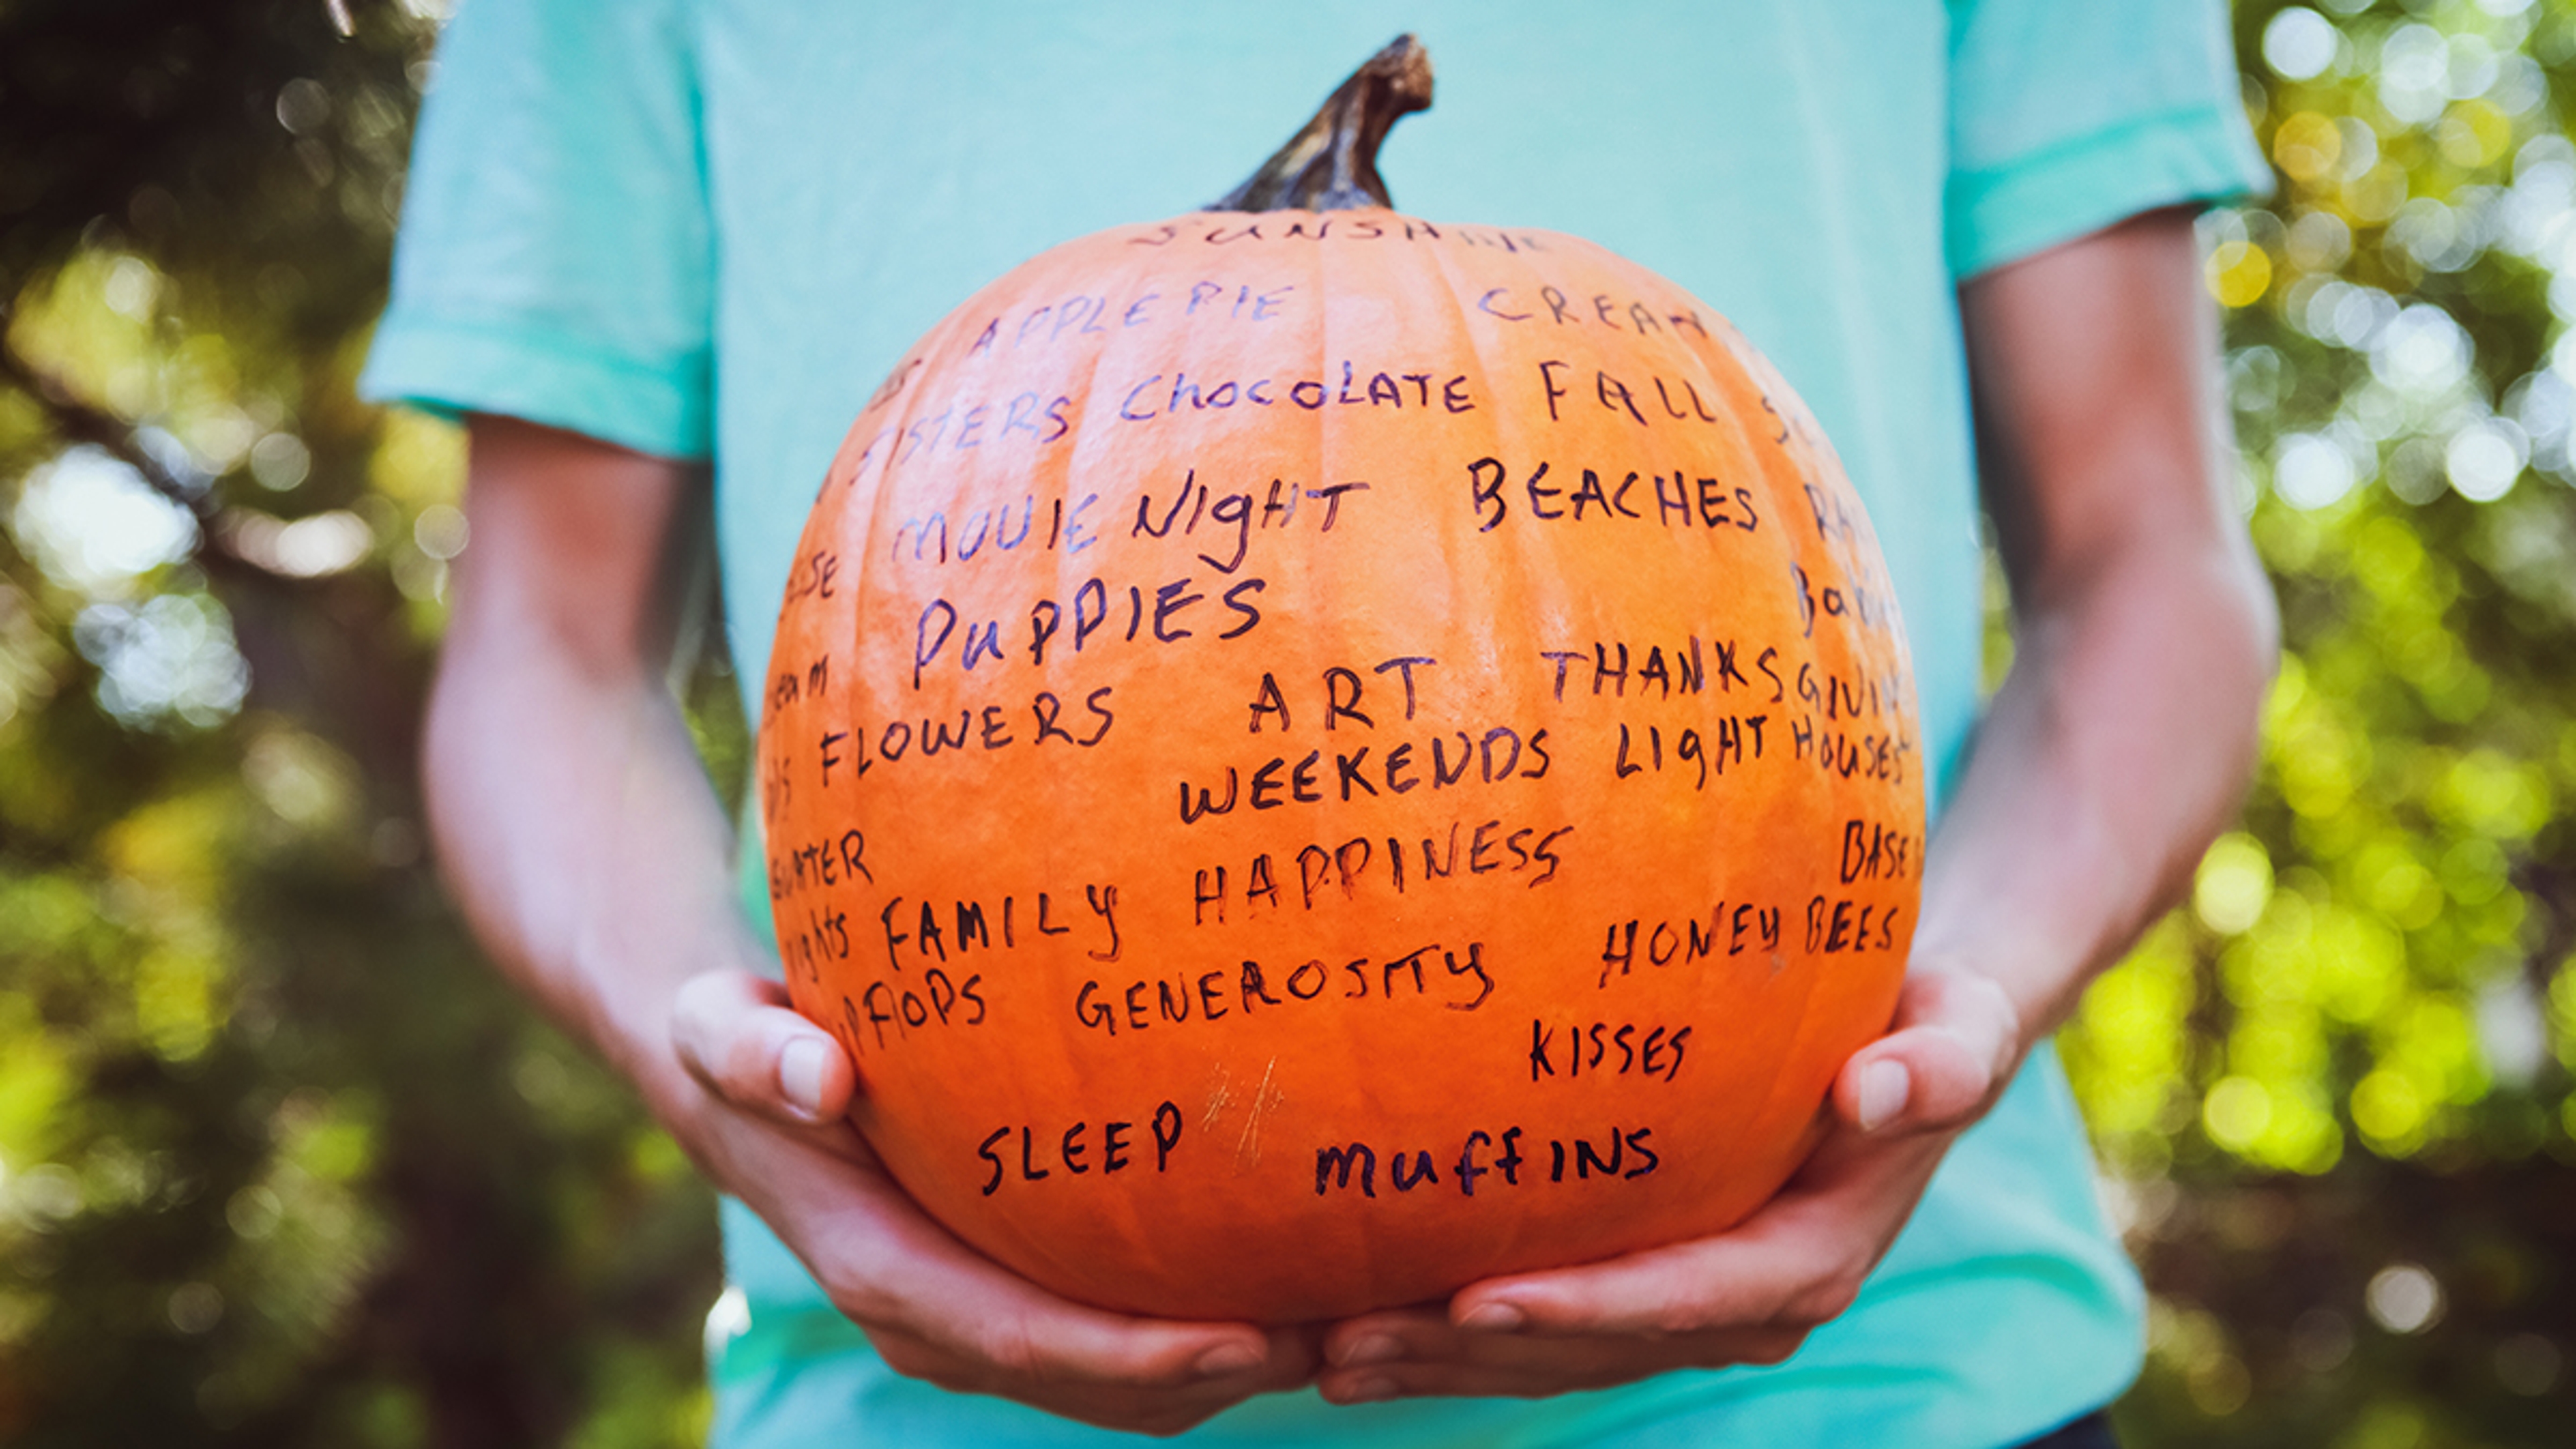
left=425, top=421, right=750, bottom=1134
left=427, top=417, right=1313, bottom=1433
left=1313, top=208, right=2277, bottom=1399
left=1922, top=207, right=2278, bottom=1028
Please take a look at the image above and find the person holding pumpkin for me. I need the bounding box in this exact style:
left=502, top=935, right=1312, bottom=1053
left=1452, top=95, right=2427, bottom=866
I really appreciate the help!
left=365, top=3, right=2277, bottom=1446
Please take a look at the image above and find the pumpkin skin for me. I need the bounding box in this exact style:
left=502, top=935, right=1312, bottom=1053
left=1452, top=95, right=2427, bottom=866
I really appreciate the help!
left=756, top=203, right=1924, bottom=1322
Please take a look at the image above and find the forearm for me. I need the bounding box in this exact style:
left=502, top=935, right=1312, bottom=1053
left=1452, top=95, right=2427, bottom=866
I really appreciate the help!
left=423, top=639, right=754, bottom=1132
left=423, top=419, right=756, bottom=1146
left=1923, top=208, right=2280, bottom=1046
left=1912, top=537, right=2274, bottom=1041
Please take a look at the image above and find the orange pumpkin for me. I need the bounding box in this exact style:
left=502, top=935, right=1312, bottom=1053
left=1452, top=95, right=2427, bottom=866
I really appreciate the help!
left=757, top=37, right=1921, bottom=1323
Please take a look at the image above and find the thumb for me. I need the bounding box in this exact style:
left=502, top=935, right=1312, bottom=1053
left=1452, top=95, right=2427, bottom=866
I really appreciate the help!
left=672, top=970, right=857, bottom=1126
left=1833, top=971, right=2020, bottom=1136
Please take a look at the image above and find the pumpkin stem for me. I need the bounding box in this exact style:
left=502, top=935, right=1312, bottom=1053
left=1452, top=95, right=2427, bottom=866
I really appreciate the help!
left=1210, top=34, right=1433, bottom=213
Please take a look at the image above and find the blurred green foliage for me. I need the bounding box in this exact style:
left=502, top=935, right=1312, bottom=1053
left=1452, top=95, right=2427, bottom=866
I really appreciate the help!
left=3, top=1, right=2575, bottom=1446
left=0, top=2, right=720, bottom=1445
left=2063, top=1, right=2576, bottom=1444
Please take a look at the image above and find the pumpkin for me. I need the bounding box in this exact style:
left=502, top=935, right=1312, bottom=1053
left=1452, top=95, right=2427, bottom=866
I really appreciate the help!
left=757, top=36, right=1922, bottom=1324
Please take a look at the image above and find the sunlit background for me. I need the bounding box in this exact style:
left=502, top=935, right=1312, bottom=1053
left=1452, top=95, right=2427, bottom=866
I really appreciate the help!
left=2, top=1, right=2574, bottom=1445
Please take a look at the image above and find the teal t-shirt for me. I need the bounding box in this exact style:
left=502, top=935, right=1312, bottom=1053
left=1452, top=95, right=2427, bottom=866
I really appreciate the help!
left=363, top=4, right=2264, bottom=1445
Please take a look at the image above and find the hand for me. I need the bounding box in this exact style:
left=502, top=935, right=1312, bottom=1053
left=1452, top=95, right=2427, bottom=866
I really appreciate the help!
left=1313, top=969, right=2021, bottom=1404
left=668, top=970, right=1320, bottom=1434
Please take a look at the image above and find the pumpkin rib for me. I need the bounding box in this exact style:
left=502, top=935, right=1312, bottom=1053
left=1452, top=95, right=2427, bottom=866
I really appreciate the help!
left=1289, top=219, right=1395, bottom=1313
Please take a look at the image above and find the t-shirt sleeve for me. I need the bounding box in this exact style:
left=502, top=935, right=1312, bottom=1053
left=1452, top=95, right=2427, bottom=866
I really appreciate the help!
left=1944, top=0, right=2271, bottom=280
left=359, top=0, right=714, bottom=460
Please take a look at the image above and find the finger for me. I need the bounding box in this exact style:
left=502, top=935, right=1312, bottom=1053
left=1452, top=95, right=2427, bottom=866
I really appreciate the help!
left=1316, top=1324, right=1806, bottom=1403
left=1321, top=1305, right=1447, bottom=1369
left=1437, top=1068, right=1976, bottom=1344
left=1834, top=971, right=2020, bottom=1134
left=870, top=1313, right=1316, bottom=1399
left=922, top=1284, right=1305, bottom=1394
left=868, top=1322, right=1308, bottom=1436
left=670, top=969, right=855, bottom=1125
left=802, top=1190, right=1301, bottom=1395
left=1452, top=1227, right=1834, bottom=1330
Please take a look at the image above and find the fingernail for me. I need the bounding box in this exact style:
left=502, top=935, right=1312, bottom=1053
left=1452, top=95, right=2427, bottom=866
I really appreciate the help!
left=1342, top=1374, right=1398, bottom=1403
left=1458, top=1301, right=1525, bottom=1332
left=1193, top=1342, right=1263, bottom=1379
left=779, top=1037, right=830, bottom=1121
left=1858, top=1059, right=1911, bottom=1132
left=1337, top=1332, right=1402, bottom=1366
